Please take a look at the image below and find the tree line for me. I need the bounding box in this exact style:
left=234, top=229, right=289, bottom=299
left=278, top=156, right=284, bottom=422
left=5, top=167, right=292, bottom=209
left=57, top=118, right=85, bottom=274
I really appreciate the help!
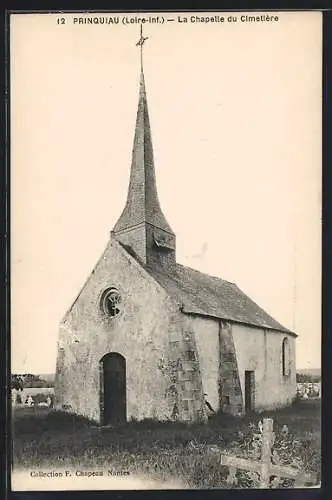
left=11, top=374, right=54, bottom=389
left=296, top=372, right=321, bottom=383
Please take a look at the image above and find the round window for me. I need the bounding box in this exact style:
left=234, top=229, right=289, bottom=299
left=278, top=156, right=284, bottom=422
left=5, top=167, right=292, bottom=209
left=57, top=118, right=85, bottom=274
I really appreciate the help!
left=100, top=287, right=122, bottom=317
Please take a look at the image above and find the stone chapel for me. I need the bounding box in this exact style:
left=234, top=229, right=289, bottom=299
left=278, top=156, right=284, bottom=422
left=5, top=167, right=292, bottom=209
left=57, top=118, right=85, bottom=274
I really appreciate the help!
left=55, top=38, right=297, bottom=425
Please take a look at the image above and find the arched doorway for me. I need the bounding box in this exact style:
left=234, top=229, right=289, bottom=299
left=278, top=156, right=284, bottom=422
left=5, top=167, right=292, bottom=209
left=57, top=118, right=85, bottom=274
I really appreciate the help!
left=100, top=353, right=126, bottom=425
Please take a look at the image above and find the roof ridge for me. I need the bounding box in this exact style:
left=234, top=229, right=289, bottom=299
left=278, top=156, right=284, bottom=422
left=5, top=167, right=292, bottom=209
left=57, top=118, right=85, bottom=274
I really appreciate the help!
left=175, top=262, right=236, bottom=286
left=123, top=255, right=294, bottom=336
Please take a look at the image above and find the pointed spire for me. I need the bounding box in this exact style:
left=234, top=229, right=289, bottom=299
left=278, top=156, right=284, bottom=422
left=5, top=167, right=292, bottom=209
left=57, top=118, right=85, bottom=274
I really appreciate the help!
left=113, top=29, right=174, bottom=239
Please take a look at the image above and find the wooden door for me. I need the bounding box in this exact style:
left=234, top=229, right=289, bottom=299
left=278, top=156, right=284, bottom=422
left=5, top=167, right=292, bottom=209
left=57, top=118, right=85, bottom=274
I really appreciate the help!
left=245, top=370, right=255, bottom=413
left=101, top=353, right=126, bottom=425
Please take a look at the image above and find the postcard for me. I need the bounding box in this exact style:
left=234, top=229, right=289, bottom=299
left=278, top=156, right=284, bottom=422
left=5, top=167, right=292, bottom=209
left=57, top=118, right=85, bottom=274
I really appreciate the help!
left=10, top=10, right=322, bottom=490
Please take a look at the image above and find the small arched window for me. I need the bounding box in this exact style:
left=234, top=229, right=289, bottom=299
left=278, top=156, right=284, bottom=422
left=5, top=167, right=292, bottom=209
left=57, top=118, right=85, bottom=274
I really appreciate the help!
left=282, top=337, right=290, bottom=376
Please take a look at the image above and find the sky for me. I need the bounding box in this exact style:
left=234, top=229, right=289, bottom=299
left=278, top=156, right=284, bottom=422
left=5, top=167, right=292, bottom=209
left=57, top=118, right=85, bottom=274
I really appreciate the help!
left=10, top=11, right=322, bottom=374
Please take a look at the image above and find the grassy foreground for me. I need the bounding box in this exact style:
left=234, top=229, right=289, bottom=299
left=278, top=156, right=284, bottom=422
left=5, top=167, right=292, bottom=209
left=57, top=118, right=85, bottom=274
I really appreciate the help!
left=12, top=400, right=321, bottom=489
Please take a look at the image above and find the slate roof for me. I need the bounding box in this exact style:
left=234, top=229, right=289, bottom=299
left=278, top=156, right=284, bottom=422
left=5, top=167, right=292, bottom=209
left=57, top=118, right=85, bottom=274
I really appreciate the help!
left=146, top=262, right=294, bottom=335
left=113, top=70, right=174, bottom=235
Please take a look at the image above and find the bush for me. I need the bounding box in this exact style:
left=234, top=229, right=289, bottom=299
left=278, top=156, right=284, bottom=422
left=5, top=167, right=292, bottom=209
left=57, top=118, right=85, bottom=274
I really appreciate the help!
left=223, top=419, right=320, bottom=488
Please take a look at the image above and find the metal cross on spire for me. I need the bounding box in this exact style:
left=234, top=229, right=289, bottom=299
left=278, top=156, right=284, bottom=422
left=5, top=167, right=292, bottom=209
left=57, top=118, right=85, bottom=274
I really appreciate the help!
left=136, top=24, right=149, bottom=72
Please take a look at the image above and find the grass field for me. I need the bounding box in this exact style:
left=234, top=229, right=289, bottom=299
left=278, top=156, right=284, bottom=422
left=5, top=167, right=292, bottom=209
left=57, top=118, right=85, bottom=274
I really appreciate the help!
left=12, top=399, right=321, bottom=489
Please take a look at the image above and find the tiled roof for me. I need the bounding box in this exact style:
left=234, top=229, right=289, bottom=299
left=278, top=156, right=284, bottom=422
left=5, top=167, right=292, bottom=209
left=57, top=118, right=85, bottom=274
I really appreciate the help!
left=147, top=262, right=294, bottom=335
